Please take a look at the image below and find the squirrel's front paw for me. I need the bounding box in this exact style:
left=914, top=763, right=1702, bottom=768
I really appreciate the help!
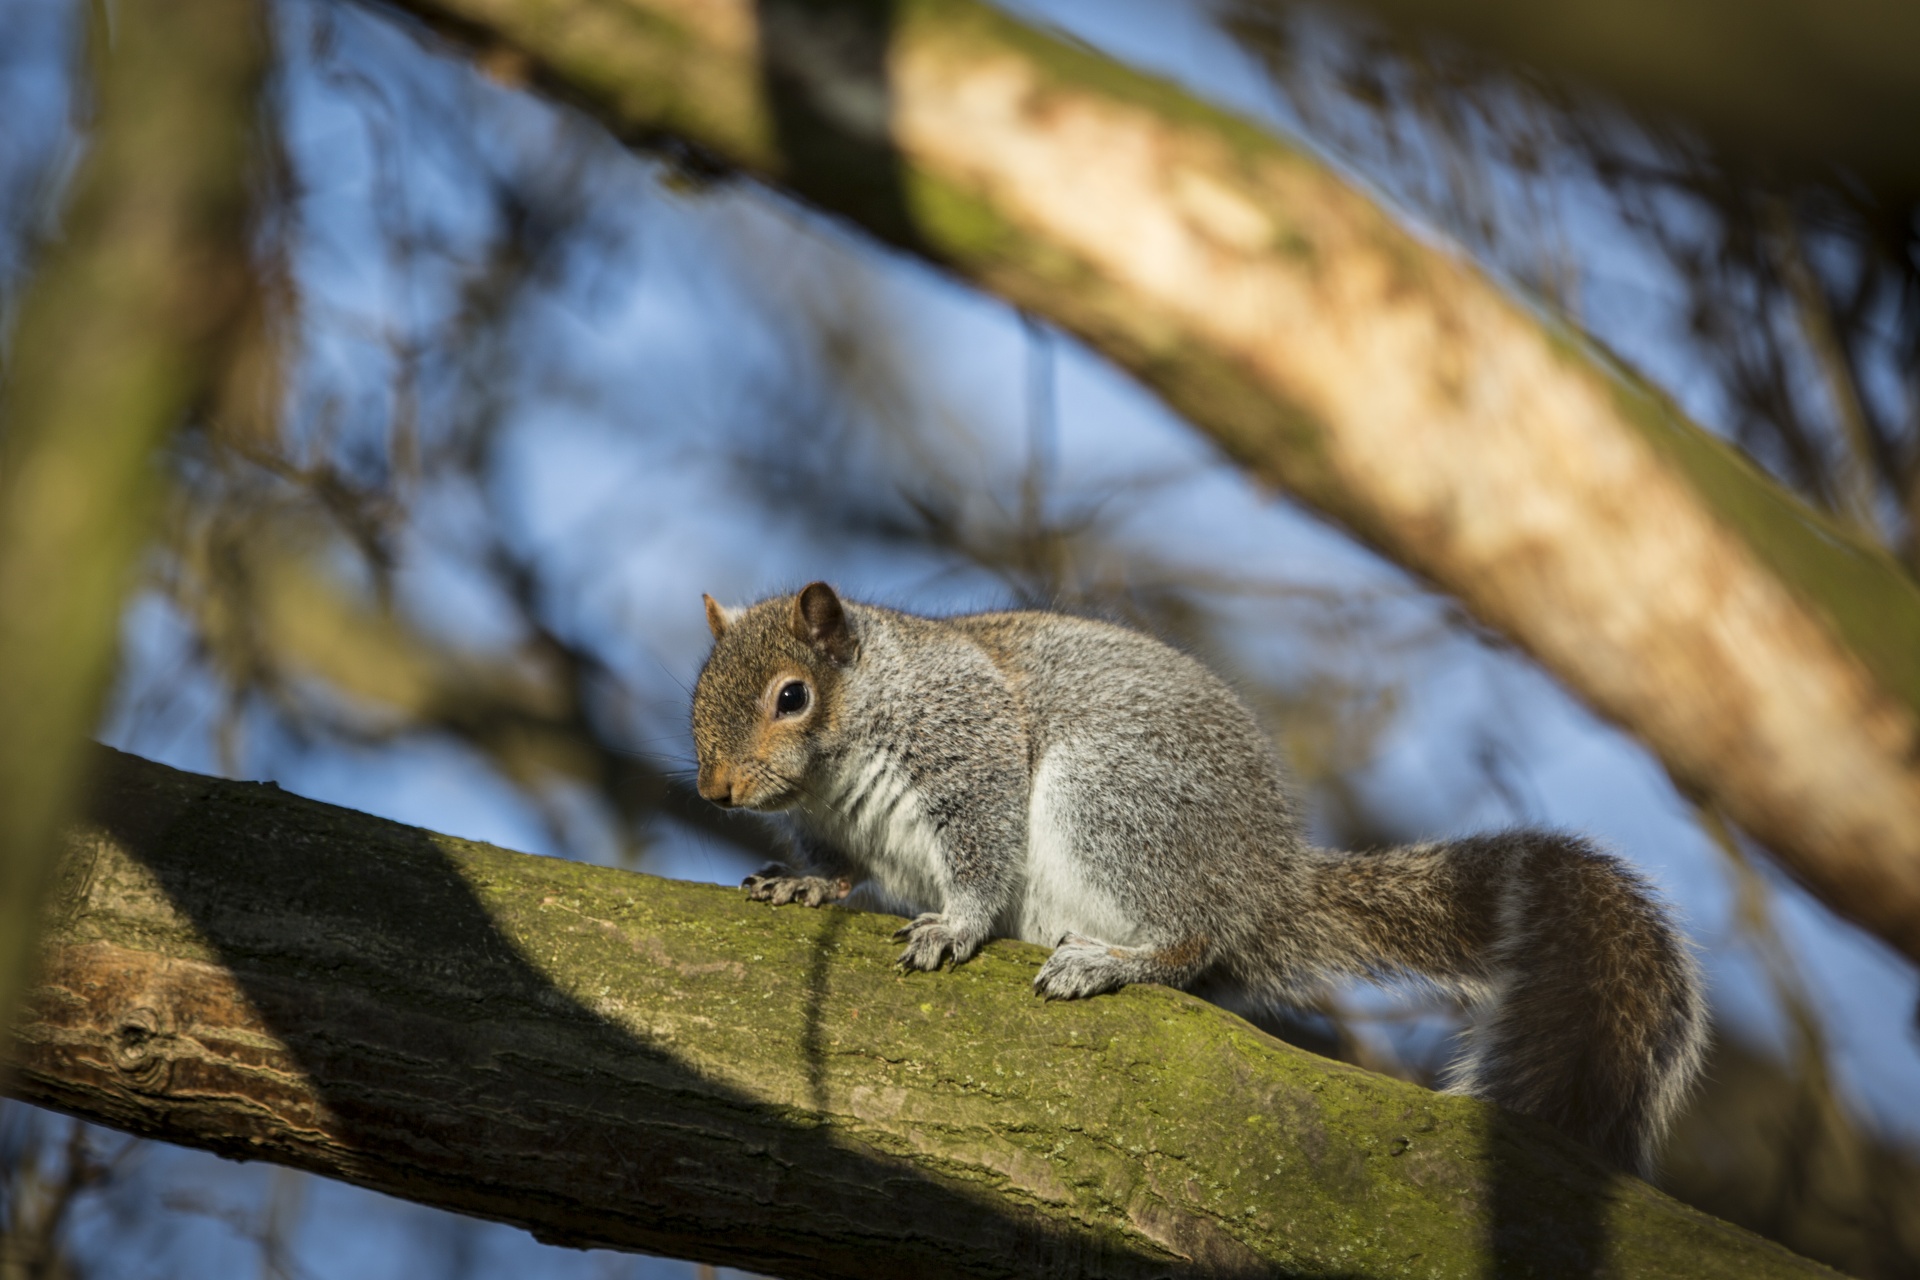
left=742, top=864, right=849, bottom=908
left=893, top=913, right=986, bottom=971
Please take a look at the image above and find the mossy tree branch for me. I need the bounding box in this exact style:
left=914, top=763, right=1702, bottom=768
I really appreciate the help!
left=0, top=0, right=267, bottom=1028
left=372, top=0, right=1920, bottom=967
left=5, top=748, right=1836, bottom=1278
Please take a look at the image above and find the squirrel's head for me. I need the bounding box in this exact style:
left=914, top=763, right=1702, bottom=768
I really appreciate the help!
left=691, top=581, right=858, bottom=811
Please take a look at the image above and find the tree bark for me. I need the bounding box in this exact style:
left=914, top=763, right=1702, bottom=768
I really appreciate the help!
left=370, top=0, right=1920, bottom=968
left=5, top=748, right=1836, bottom=1279
left=0, top=0, right=266, bottom=1027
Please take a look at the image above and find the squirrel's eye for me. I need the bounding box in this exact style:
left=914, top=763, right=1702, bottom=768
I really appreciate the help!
left=774, top=680, right=810, bottom=718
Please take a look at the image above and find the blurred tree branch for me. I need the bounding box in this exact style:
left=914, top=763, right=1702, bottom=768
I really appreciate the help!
left=1289, top=0, right=1920, bottom=195
left=120, top=59, right=781, bottom=873
left=1217, top=5, right=1920, bottom=571
left=366, top=0, right=1920, bottom=966
left=1662, top=805, right=1920, bottom=1274
left=0, top=1111, right=123, bottom=1280
left=4, top=747, right=1840, bottom=1280
left=0, top=0, right=268, bottom=1030
left=150, top=443, right=778, bottom=867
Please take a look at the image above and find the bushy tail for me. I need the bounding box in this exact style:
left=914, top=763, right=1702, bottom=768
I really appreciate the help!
left=1309, top=831, right=1707, bottom=1176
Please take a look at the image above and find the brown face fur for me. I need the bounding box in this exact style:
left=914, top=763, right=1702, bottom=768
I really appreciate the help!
left=691, top=584, right=855, bottom=811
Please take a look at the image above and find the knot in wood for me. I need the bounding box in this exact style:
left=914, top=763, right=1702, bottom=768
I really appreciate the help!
left=109, top=1005, right=173, bottom=1092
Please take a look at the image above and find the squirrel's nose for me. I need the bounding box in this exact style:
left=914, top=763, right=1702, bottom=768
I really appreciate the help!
left=697, top=764, right=736, bottom=807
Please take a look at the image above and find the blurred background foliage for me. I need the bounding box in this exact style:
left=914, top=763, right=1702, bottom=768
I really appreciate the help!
left=1, top=0, right=1917, bottom=1276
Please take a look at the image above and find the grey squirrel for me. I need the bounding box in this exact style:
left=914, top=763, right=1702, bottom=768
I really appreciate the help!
left=691, top=582, right=1707, bottom=1175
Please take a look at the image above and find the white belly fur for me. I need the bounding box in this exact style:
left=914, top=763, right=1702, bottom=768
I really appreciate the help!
left=809, top=749, right=947, bottom=913
left=1015, top=747, right=1145, bottom=948
left=806, top=746, right=1146, bottom=946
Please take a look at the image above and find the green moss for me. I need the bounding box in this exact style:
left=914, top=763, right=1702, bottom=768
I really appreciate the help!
left=1274, top=227, right=1318, bottom=262
left=899, top=167, right=1016, bottom=262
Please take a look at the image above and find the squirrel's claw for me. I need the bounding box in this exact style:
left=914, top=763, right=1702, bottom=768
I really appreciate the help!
left=895, top=912, right=982, bottom=971
left=742, top=864, right=789, bottom=896
left=743, top=865, right=847, bottom=908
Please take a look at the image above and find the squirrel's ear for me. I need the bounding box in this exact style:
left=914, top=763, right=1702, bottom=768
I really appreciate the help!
left=791, top=582, right=855, bottom=663
left=703, top=594, right=732, bottom=639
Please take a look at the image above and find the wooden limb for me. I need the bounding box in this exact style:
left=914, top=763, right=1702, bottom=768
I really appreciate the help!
left=5, top=748, right=1836, bottom=1278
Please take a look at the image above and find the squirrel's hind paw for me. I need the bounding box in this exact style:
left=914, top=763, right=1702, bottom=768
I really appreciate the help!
left=894, top=912, right=985, bottom=971
left=1034, top=934, right=1131, bottom=1000
left=743, top=865, right=849, bottom=908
